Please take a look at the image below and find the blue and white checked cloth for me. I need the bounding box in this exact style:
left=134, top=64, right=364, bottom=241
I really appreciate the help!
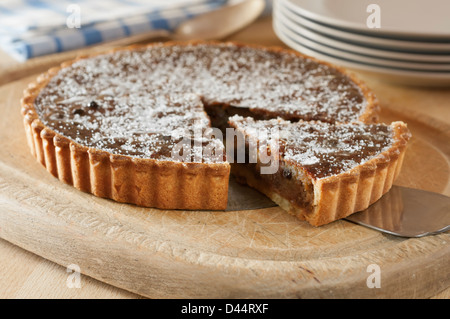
left=0, top=0, right=229, bottom=61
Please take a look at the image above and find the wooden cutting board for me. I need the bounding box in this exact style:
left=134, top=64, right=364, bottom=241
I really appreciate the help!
left=0, top=67, right=449, bottom=298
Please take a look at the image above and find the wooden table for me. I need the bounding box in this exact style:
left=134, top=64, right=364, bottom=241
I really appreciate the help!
left=0, top=16, right=449, bottom=299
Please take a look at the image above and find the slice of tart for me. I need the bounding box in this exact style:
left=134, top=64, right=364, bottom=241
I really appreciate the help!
left=228, top=115, right=411, bottom=226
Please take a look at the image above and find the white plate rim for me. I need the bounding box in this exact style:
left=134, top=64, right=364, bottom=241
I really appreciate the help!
left=273, top=0, right=450, bottom=54
left=282, top=0, right=450, bottom=40
left=276, top=2, right=450, bottom=64
left=274, top=12, right=450, bottom=72
left=273, top=19, right=450, bottom=80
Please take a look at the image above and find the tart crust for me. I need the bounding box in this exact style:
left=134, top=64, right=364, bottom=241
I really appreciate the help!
left=21, top=40, right=381, bottom=214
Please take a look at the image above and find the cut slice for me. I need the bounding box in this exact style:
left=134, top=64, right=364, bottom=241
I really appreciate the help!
left=228, top=115, right=411, bottom=226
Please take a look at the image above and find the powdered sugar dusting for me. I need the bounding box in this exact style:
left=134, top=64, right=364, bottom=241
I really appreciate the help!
left=34, top=43, right=368, bottom=161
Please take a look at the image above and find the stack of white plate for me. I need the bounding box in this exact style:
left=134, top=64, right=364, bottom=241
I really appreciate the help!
left=273, top=0, right=450, bottom=86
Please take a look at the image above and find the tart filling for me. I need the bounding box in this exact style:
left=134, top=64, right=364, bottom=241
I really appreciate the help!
left=228, top=116, right=411, bottom=226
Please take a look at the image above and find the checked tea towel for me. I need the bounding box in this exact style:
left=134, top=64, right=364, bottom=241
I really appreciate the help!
left=0, top=0, right=227, bottom=61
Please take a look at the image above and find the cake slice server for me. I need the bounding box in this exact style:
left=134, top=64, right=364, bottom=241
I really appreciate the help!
left=345, top=185, right=450, bottom=238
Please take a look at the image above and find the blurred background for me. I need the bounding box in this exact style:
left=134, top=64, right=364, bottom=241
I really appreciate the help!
left=1, top=0, right=450, bottom=86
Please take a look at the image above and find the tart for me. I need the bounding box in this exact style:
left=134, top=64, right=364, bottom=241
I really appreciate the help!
left=228, top=116, right=411, bottom=226
left=21, top=40, right=400, bottom=224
